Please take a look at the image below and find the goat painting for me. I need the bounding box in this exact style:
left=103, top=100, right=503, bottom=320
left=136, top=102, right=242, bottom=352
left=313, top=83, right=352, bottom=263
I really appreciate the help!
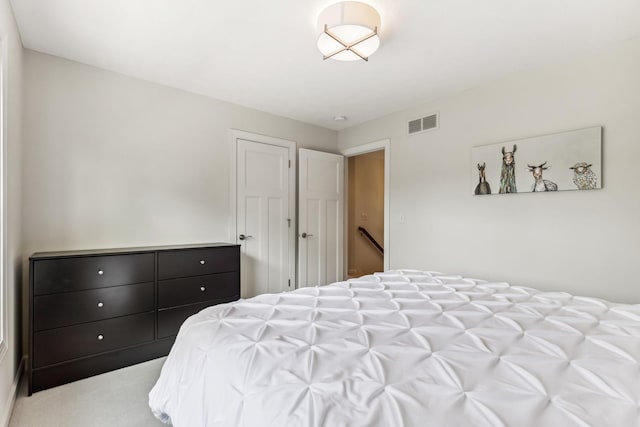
left=474, top=163, right=491, bottom=195
left=499, top=145, right=517, bottom=193
left=527, top=162, right=558, bottom=192
left=570, top=162, right=598, bottom=189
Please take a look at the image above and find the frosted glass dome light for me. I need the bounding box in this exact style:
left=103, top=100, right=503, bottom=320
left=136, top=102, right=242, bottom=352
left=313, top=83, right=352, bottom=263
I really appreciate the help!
left=317, top=2, right=381, bottom=62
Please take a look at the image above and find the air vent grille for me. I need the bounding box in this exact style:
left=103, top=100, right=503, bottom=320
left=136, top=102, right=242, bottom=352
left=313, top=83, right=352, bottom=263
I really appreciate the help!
left=408, top=119, right=422, bottom=134
left=408, top=112, right=439, bottom=135
left=422, top=114, right=438, bottom=130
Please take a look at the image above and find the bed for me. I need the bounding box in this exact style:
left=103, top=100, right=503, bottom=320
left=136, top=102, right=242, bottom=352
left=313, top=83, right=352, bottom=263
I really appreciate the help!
left=149, top=270, right=640, bottom=426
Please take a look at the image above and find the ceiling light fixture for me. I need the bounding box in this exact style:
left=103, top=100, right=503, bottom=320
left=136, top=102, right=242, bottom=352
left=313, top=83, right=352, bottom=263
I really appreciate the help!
left=317, top=1, right=381, bottom=62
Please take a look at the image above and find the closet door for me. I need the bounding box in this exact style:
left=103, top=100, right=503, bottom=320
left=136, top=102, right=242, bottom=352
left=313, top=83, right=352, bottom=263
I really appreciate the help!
left=236, top=139, right=291, bottom=297
left=298, top=149, right=344, bottom=287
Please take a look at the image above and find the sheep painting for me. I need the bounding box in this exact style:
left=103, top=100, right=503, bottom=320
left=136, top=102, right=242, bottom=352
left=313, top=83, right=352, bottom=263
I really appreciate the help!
left=570, top=162, right=598, bottom=189
left=527, top=162, right=558, bottom=192
left=499, top=145, right=517, bottom=193
left=474, top=163, right=491, bottom=195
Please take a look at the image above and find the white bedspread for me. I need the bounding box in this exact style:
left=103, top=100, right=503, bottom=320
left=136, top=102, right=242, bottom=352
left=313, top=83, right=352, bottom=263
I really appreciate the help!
left=149, top=271, right=640, bottom=426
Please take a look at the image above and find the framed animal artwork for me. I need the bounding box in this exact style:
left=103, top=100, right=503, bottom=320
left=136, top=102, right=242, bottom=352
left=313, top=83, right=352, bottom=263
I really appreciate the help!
left=471, top=126, right=602, bottom=195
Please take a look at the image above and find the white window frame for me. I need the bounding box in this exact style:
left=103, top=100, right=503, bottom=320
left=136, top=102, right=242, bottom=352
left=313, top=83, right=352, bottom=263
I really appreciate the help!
left=0, top=35, right=7, bottom=363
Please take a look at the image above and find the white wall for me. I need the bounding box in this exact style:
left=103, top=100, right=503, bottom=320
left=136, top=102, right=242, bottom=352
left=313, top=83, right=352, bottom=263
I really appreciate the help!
left=338, top=37, right=640, bottom=303
left=0, top=0, right=22, bottom=425
left=22, top=50, right=337, bottom=257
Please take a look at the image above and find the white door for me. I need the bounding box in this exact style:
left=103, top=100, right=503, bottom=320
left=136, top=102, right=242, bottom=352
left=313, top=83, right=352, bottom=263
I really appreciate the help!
left=298, top=149, right=344, bottom=287
left=236, top=139, right=291, bottom=298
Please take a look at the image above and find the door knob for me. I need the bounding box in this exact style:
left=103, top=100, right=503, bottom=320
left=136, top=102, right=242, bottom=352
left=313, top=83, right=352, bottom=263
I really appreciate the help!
left=239, top=234, right=253, bottom=241
left=301, top=232, right=313, bottom=238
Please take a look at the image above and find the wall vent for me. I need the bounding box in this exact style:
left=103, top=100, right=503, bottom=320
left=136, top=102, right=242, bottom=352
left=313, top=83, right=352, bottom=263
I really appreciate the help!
left=408, top=118, right=422, bottom=134
left=408, top=112, right=439, bottom=135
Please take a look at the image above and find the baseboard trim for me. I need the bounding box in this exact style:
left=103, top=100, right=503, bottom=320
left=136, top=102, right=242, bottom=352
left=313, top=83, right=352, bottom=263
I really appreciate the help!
left=1, top=356, right=25, bottom=427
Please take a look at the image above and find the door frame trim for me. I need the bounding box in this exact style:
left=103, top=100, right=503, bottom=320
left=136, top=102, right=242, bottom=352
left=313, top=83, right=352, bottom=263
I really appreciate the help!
left=228, top=129, right=297, bottom=290
left=340, top=139, right=390, bottom=273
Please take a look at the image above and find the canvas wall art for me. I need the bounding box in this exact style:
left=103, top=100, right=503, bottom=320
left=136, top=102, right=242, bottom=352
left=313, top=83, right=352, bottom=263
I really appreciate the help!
left=471, top=126, right=602, bottom=195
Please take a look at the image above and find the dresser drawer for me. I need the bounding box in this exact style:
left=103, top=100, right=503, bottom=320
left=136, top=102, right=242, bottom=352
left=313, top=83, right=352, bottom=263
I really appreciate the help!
left=33, top=312, right=154, bottom=368
left=158, top=298, right=237, bottom=338
left=158, top=272, right=239, bottom=309
left=34, top=253, right=154, bottom=295
left=34, top=282, right=154, bottom=331
left=158, top=246, right=239, bottom=280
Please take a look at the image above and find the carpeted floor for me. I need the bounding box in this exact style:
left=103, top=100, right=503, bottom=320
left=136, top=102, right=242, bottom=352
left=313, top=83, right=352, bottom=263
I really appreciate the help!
left=9, top=358, right=167, bottom=427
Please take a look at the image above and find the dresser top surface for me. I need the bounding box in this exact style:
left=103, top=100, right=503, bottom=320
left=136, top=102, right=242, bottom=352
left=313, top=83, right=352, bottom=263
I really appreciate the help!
left=30, top=242, right=240, bottom=260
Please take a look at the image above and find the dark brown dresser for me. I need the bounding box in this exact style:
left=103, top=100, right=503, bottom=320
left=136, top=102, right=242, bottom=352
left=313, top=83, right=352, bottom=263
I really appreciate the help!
left=29, top=243, right=240, bottom=394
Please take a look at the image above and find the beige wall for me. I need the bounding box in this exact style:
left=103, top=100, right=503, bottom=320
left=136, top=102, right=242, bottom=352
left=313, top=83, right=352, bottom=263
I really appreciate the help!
left=339, top=36, right=640, bottom=303
left=22, top=50, right=338, bottom=258
left=0, top=0, right=22, bottom=425
left=348, top=151, right=384, bottom=276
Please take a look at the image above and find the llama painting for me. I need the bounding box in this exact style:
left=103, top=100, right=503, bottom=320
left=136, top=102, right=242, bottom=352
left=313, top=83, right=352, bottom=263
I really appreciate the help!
left=527, top=162, right=558, bottom=192
left=471, top=126, right=602, bottom=195
left=499, top=145, right=517, bottom=193
left=475, top=163, right=491, bottom=195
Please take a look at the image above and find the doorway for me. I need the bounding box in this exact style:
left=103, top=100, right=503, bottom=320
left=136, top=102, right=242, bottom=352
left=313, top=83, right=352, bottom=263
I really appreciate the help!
left=346, top=151, right=385, bottom=278
left=341, top=139, right=390, bottom=278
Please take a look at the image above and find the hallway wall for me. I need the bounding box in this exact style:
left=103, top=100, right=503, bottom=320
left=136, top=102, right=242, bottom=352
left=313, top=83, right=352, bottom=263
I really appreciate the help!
left=348, top=150, right=384, bottom=276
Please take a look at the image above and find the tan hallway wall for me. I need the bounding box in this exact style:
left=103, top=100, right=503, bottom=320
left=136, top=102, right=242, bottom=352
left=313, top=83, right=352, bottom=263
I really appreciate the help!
left=348, top=150, right=384, bottom=276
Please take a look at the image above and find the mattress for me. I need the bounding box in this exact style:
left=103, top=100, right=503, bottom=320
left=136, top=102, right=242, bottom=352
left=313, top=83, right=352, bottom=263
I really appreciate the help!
left=149, top=270, right=640, bottom=426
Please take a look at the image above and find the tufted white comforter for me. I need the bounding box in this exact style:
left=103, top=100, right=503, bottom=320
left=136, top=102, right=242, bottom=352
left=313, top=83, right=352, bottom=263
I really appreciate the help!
left=149, top=271, right=640, bottom=426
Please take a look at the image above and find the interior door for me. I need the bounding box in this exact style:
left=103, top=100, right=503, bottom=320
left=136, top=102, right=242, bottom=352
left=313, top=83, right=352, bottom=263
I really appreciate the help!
left=236, top=139, right=291, bottom=298
left=298, top=149, right=344, bottom=287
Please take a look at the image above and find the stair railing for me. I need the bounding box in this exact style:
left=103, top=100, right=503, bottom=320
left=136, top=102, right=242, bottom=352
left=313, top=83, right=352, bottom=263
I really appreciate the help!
left=357, top=226, right=383, bottom=255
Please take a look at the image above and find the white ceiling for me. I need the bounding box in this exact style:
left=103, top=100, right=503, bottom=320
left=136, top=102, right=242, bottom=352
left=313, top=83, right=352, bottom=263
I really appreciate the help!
left=10, top=0, right=640, bottom=130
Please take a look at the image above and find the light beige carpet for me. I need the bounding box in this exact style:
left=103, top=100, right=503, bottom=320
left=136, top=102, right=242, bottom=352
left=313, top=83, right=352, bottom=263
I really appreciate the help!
left=9, top=358, right=167, bottom=427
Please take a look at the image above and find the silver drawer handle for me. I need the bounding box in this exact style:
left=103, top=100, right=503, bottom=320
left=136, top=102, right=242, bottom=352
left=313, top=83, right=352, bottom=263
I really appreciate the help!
left=199, top=260, right=206, bottom=265
left=97, top=270, right=104, bottom=275
left=97, top=302, right=104, bottom=308
left=200, top=286, right=206, bottom=292
left=97, top=334, right=104, bottom=341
